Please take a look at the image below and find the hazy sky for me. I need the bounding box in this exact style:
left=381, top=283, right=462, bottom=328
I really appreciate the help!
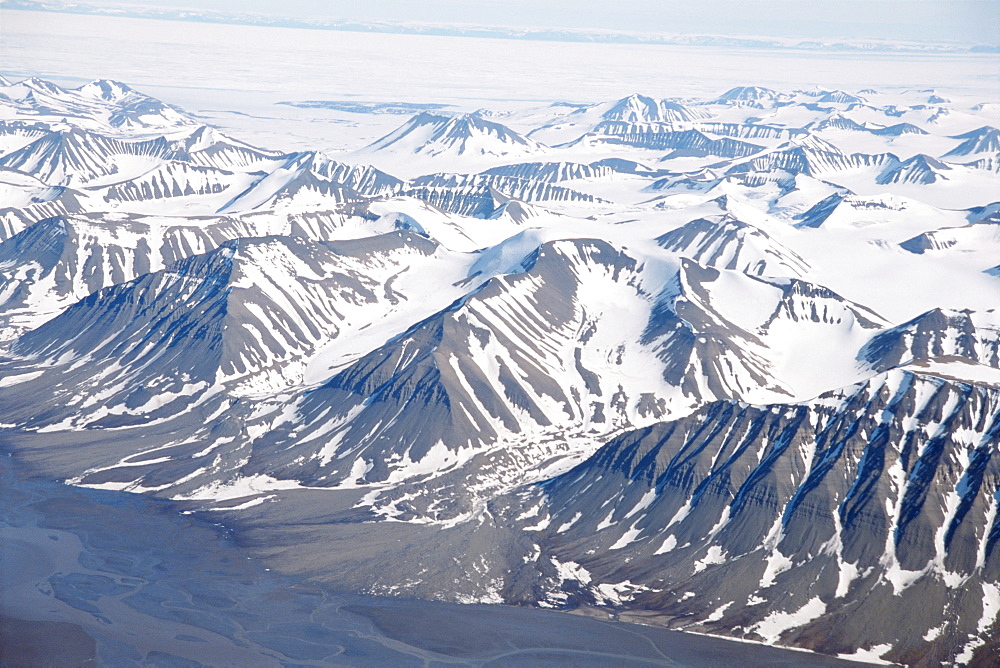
left=55, top=0, right=1000, bottom=45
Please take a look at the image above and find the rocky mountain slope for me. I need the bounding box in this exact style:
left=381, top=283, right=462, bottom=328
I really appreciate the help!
left=0, top=75, right=997, bottom=665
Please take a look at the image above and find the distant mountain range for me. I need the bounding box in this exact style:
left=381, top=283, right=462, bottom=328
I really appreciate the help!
left=6, top=0, right=997, bottom=53
left=1, top=74, right=998, bottom=665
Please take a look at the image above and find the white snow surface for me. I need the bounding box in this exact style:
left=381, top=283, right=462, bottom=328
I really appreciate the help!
left=751, top=597, right=827, bottom=644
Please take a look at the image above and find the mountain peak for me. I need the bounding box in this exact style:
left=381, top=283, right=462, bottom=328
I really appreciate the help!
left=78, top=79, right=136, bottom=102
left=602, top=94, right=708, bottom=123
left=363, top=111, right=545, bottom=158
left=945, top=126, right=1000, bottom=157
left=816, top=90, right=866, bottom=105
left=877, top=153, right=953, bottom=184
left=20, top=77, right=65, bottom=95
left=712, top=86, right=783, bottom=106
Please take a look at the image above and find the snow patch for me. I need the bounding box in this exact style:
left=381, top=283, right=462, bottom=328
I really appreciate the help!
left=693, top=545, right=727, bottom=574
left=751, top=597, right=827, bottom=644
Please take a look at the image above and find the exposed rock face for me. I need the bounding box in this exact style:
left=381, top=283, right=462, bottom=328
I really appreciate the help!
left=481, top=160, right=616, bottom=182
left=878, top=154, right=955, bottom=185
left=364, top=112, right=545, bottom=158
left=945, top=127, right=1000, bottom=158
left=403, top=173, right=601, bottom=216
left=710, top=86, right=786, bottom=108
left=504, top=370, right=1000, bottom=666
left=655, top=215, right=810, bottom=278
left=585, top=124, right=766, bottom=157
left=860, top=308, right=1000, bottom=372
left=0, top=211, right=330, bottom=341
left=2, top=76, right=999, bottom=665
left=602, top=94, right=710, bottom=124
left=0, top=128, right=171, bottom=187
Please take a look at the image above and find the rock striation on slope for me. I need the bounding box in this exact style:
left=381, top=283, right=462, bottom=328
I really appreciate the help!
left=1, top=75, right=999, bottom=665
left=505, top=369, right=1000, bottom=666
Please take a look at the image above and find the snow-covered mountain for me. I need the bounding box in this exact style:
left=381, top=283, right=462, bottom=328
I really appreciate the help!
left=402, top=172, right=604, bottom=217
left=0, top=127, right=173, bottom=187
left=362, top=111, right=546, bottom=159
left=601, top=94, right=710, bottom=124
left=878, top=154, right=955, bottom=184
left=945, top=126, right=1000, bottom=159
left=709, top=86, right=788, bottom=108
left=860, top=308, right=1000, bottom=372
left=0, top=77, right=196, bottom=131
left=655, top=214, right=810, bottom=278
left=0, top=75, right=998, bottom=666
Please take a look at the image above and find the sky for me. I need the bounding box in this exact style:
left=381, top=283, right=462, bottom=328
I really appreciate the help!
left=28, top=0, right=1000, bottom=45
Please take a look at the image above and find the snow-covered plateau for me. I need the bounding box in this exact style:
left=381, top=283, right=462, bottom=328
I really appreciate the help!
left=0, top=35, right=998, bottom=666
